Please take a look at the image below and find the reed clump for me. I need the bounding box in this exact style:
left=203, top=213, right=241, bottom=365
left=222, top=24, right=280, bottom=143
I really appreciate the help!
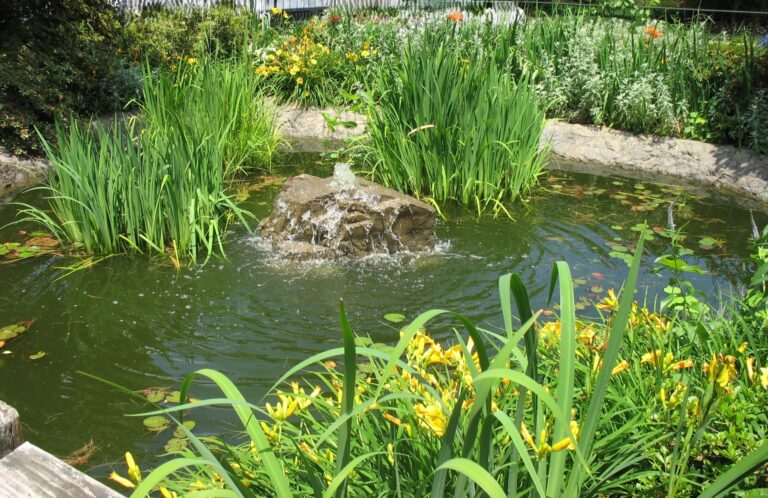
left=20, top=57, right=280, bottom=264
left=365, top=25, right=548, bottom=217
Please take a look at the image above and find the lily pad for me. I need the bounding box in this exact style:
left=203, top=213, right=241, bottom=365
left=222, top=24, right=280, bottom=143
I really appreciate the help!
left=145, top=389, right=166, bottom=403
left=143, top=416, right=170, bottom=432
left=29, top=351, right=46, bottom=360
left=164, top=391, right=182, bottom=404
left=384, top=313, right=406, bottom=323
left=164, top=437, right=188, bottom=453
left=173, top=421, right=197, bottom=438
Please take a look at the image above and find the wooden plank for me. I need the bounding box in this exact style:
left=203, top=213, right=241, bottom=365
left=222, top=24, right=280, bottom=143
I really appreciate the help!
left=0, top=442, right=123, bottom=498
left=0, top=400, right=23, bottom=459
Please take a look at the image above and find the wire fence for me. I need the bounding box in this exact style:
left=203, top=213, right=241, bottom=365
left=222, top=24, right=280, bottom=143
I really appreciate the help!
left=114, top=0, right=768, bottom=17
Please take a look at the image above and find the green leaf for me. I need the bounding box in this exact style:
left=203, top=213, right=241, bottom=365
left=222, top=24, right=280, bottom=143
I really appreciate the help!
left=29, top=351, right=46, bottom=360
left=384, top=313, right=406, bottom=323
left=436, top=459, right=506, bottom=498
left=699, top=441, right=768, bottom=498
left=164, top=437, right=189, bottom=453
left=143, top=416, right=170, bottom=431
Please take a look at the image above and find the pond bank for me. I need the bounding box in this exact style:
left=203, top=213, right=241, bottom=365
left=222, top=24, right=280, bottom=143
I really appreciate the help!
left=3, top=108, right=767, bottom=207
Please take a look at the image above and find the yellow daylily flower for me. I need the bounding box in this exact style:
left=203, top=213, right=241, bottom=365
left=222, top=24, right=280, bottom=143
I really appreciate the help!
left=160, top=488, right=178, bottom=498
left=738, top=341, right=748, bottom=353
left=109, top=471, right=135, bottom=489
left=414, top=402, right=447, bottom=437
left=759, top=367, right=768, bottom=389
left=746, top=357, right=755, bottom=382
left=125, top=452, right=141, bottom=483
left=611, top=360, right=630, bottom=376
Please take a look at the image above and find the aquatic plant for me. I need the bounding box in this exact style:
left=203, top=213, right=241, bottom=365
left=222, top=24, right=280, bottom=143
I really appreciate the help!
left=18, top=57, right=279, bottom=264
left=108, top=232, right=768, bottom=496
left=365, top=25, right=548, bottom=216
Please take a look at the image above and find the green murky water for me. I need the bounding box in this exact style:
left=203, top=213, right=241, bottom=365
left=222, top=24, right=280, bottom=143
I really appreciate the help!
left=0, top=156, right=764, bottom=488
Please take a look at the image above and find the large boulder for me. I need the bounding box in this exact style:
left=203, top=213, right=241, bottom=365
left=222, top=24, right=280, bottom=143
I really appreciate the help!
left=259, top=173, right=436, bottom=259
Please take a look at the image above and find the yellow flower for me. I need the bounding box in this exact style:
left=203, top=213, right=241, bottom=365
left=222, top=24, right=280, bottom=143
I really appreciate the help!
left=611, top=360, right=630, bottom=376
left=160, top=488, right=177, bottom=498
left=539, top=320, right=561, bottom=348
left=296, top=77, right=304, bottom=85
left=186, top=57, right=198, bottom=65
left=551, top=421, right=580, bottom=452
left=255, top=65, right=269, bottom=75
left=260, top=421, right=279, bottom=441
left=310, top=58, right=318, bottom=66
left=125, top=452, right=141, bottom=483
left=760, top=367, right=768, bottom=389
left=270, top=7, right=283, bottom=14
left=387, top=443, right=395, bottom=464
left=667, top=359, right=694, bottom=371
left=289, top=64, right=300, bottom=76
left=109, top=471, right=135, bottom=489
left=746, top=357, right=755, bottom=381
left=266, top=394, right=298, bottom=421
left=361, top=49, right=370, bottom=58
left=414, top=402, right=447, bottom=437
left=346, top=52, right=359, bottom=63
left=596, top=289, right=619, bottom=312
left=383, top=411, right=402, bottom=426
left=738, top=341, right=749, bottom=353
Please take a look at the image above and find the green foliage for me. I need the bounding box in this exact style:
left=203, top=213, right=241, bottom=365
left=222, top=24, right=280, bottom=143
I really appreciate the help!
left=365, top=24, right=548, bottom=216
left=0, top=0, right=122, bottom=155
left=16, top=57, right=279, bottom=264
left=120, top=6, right=257, bottom=68
left=109, top=234, right=767, bottom=496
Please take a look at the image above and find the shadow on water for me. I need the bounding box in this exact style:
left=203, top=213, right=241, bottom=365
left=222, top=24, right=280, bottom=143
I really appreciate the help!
left=0, top=153, right=765, bottom=485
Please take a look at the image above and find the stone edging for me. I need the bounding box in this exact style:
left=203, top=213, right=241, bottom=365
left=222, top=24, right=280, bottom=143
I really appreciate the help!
left=3, top=108, right=767, bottom=207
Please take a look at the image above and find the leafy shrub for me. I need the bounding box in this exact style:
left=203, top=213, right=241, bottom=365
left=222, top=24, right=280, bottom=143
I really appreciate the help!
left=120, top=6, right=255, bottom=68
left=252, top=18, right=381, bottom=108
left=0, top=0, right=122, bottom=155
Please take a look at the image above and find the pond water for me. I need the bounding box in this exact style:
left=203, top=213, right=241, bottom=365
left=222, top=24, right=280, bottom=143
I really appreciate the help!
left=0, top=155, right=764, bottom=487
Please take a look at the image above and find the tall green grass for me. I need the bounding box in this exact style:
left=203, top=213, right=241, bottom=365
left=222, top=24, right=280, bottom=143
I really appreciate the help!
left=110, top=231, right=768, bottom=496
left=19, top=57, right=280, bottom=264
left=365, top=26, right=548, bottom=217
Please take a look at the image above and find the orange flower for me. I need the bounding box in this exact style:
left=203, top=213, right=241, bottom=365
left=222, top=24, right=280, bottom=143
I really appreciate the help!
left=645, top=26, right=662, bottom=40
left=447, top=11, right=464, bottom=22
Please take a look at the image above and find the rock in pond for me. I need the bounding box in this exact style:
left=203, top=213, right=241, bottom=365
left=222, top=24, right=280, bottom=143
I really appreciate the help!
left=258, top=168, right=436, bottom=259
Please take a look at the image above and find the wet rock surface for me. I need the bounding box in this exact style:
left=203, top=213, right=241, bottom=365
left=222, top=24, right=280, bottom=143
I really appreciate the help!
left=259, top=173, right=436, bottom=259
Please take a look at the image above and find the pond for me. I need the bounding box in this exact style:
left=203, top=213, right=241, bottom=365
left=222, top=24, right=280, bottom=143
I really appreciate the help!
left=0, top=155, right=764, bottom=487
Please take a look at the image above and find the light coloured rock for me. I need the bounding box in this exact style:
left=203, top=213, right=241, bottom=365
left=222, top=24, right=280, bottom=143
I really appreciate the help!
left=0, top=147, right=48, bottom=193
left=277, top=105, right=365, bottom=153
left=542, top=121, right=768, bottom=204
left=259, top=173, right=436, bottom=259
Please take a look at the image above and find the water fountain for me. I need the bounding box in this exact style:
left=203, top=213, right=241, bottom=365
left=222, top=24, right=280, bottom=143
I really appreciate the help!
left=258, top=163, right=436, bottom=259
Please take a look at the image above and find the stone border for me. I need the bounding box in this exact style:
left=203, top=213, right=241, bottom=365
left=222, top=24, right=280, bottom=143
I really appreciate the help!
left=3, top=109, right=767, bottom=207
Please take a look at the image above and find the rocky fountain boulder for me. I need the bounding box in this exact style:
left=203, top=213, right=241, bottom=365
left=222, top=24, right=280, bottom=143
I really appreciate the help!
left=259, top=164, right=436, bottom=259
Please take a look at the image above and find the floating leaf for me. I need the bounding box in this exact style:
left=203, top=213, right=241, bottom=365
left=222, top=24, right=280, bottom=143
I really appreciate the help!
left=173, top=421, right=196, bottom=438
left=383, top=313, right=405, bottom=323
left=164, top=391, right=182, bottom=404
left=29, top=351, right=46, bottom=360
left=164, top=437, right=188, bottom=453
left=610, top=225, right=623, bottom=230
left=144, top=389, right=166, bottom=403
left=143, top=416, right=170, bottom=432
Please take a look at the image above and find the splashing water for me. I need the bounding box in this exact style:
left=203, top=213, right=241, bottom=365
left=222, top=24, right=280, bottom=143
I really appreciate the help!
left=330, top=163, right=358, bottom=192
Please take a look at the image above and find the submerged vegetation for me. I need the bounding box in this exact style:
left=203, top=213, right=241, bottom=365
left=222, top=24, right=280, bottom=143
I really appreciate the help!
left=106, top=230, right=768, bottom=496
left=18, top=57, right=279, bottom=264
